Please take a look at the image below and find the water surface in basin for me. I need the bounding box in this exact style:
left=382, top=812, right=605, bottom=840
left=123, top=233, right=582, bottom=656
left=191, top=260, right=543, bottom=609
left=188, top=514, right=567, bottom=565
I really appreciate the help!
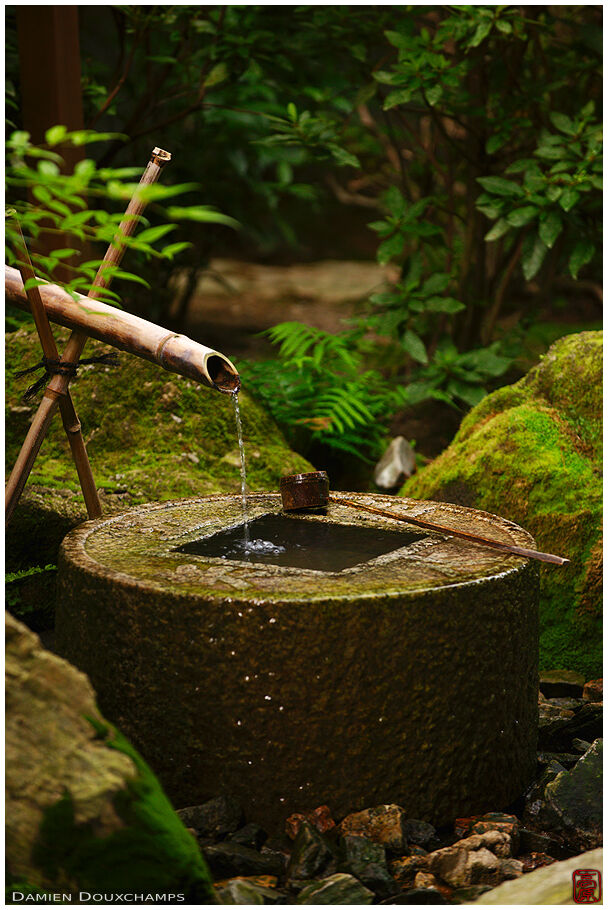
left=175, top=513, right=425, bottom=572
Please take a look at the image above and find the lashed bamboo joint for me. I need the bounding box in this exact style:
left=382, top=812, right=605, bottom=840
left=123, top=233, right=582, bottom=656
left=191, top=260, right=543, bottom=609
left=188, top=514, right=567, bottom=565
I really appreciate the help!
left=5, top=265, right=240, bottom=394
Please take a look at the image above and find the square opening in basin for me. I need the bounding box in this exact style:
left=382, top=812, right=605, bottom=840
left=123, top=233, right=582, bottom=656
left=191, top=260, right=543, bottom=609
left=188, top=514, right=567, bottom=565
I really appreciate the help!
left=175, top=513, right=425, bottom=572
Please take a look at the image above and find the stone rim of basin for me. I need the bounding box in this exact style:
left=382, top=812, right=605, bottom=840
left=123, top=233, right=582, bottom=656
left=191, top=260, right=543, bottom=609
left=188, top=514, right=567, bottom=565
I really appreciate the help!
left=59, top=493, right=538, bottom=602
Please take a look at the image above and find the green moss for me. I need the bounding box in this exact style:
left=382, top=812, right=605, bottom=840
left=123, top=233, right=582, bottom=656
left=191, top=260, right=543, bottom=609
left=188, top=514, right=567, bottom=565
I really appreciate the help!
left=6, top=325, right=313, bottom=574
left=32, top=718, right=215, bottom=903
left=6, top=326, right=313, bottom=505
left=403, top=331, right=602, bottom=677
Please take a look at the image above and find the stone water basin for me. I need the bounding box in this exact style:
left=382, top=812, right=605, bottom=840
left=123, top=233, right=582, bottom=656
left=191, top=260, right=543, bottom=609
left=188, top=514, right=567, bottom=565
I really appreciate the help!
left=56, top=493, right=539, bottom=829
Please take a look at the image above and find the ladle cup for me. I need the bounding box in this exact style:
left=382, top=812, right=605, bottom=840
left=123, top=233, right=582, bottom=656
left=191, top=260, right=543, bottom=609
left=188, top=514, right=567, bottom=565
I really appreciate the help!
left=279, top=471, right=569, bottom=566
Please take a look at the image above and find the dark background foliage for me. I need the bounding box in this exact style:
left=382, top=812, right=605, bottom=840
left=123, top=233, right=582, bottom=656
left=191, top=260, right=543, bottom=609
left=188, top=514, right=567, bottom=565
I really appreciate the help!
left=5, top=5, right=602, bottom=466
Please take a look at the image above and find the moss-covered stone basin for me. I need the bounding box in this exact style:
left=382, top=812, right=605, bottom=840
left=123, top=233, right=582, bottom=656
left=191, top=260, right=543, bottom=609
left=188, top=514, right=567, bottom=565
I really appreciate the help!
left=56, top=493, right=540, bottom=830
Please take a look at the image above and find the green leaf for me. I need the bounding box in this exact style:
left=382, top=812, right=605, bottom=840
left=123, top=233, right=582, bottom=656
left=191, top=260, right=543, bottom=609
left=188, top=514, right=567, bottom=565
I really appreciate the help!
left=425, top=297, right=466, bottom=314
left=486, top=134, right=507, bottom=155
left=484, top=218, right=511, bottom=241
left=44, top=125, right=68, bottom=146
left=204, top=62, right=229, bottom=88
left=495, top=19, right=512, bottom=34
left=425, top=84, right=443, bottom=107
left=330, top=145, right=360, bottom=168
left=401, top=329, right=428, bottom=364
left=135, top=224, right=177, bottom=244
left=49, top=248, right=80, bottom=260
left=448, top=381, right=486, bottom=407
left=107, top=269, right=150, bottom=288
left=23, top=278, right=47, bottom=291
left=287, top=102, right=298, bottom=122
left=569, top=240, right=595, bottom=278
left=421, top=273, right=450, bottom=295
left=354, top=82, right=377, bottom=106
left=383, top=185, right=406, bottom=218
left=546, top=185, right=562, bottom=202
left=384, top=29, right=410, bottom=50
left=559, top=189, right=580, bottom=212
left=469, top=20, right=492, bottom=48
left=521, top=234, right=548, bottom=281
left=549, top=112, right=576, bottom=136
left=476, top=177, right=524, bottom=197
left=166, top=206, right=239, bottom=229
left=506, top=206, right=538, bottom=227
left=539, top=211, right=563, bottom=249
left=377, top=232, right=404, bottom=265
left=383, top=88, right=413, bottom=110
left=534, top=144, right=567, bottom=160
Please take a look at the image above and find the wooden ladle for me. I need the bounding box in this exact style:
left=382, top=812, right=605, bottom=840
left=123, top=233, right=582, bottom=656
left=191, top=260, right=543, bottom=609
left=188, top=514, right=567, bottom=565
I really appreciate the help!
left=279, top=471, right=569, bottom=566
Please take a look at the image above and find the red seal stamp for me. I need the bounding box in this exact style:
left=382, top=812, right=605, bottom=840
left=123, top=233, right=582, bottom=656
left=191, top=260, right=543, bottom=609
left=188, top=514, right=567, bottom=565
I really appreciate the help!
left=573, top=869, right=602, bottom=903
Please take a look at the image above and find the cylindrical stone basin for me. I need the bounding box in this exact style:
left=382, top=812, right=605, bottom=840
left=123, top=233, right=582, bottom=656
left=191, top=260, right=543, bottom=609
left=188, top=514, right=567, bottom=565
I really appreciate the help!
left=56, top=493, right=539, bottom=829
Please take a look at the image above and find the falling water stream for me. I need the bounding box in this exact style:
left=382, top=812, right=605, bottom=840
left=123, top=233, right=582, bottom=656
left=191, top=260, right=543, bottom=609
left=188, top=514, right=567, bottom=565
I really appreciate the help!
left=232, top=391, right=250, bottom=543
left=231, top=391, right=285, bottom=559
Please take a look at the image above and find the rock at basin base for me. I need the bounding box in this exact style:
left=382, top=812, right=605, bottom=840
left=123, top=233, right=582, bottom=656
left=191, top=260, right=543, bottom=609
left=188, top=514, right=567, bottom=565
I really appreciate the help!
left=5, top=613, right=214, bottom=901
left=538, top=739, right=603, bottom=850
left=402, top=331, right=602, bottom=677
left=475, top=848, right=603, bottom=904
left=339, top=805, right=409, bottom=854
left=296, top=873, right=374, bottom=904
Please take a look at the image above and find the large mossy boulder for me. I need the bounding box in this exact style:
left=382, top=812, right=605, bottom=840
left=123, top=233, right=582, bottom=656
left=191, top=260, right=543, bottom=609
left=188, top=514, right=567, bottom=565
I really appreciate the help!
left=6, top=325, right=313, bottom=572
left=5, top=612, right=215, bottom=902
left=402, top=331, right=601, bottom=677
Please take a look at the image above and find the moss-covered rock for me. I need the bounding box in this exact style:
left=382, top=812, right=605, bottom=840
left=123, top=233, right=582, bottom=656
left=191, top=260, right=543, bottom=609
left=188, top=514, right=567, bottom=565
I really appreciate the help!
left=5, top=612, right=215, bottom=901
left=402, top=331, right=602, bottom=677
left=6, top=325, right=313, bottom=572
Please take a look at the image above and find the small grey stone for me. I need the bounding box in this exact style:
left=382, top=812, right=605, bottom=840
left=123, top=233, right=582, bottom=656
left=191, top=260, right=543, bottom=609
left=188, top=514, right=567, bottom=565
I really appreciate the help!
left=216, top=879, right=282, bottom=904
left=339, top=804, right=408, bottom=853
left=287, top=821, right=336, bottom=883
left=203, top=842, right=284, bottom=878
left=403, top=818, right=437, bottom=849
left=177, top=795, right=244, bottom=840
left=541, top=738, right=603, bottom=849
left=296, top=873, right=374, bottom=904
left=229, top=822, right=268, bottom=850
left=339, top=835, right=398, bottom=899
left=374, top=436, right=416, bottom=490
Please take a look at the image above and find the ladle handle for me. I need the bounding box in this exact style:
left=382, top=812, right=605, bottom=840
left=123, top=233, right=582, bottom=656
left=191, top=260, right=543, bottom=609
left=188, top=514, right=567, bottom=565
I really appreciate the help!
left=330, top=496, right=569, bottom=566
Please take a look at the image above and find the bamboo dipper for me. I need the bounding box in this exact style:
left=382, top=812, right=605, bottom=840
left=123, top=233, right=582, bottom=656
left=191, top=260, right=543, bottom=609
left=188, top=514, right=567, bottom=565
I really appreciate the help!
left=279, top=471, right=569, bottom=566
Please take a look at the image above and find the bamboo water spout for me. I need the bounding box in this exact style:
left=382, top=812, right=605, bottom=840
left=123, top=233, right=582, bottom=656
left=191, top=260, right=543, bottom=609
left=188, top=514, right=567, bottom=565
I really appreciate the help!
left=5, top=265, right=240, bottom=394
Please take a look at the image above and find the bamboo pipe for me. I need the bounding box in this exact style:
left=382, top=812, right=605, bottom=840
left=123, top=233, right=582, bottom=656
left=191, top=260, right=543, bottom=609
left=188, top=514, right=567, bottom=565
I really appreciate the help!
left=6, top=148, right=173, bottom=524
left=12, top=222, right=102, bottom=518
left=5, top=265, right=240, bottom=393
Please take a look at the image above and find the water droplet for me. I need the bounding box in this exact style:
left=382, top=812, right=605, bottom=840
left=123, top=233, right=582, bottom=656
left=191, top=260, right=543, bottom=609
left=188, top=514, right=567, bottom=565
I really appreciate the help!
left=264, top=695, right=272, bottom=701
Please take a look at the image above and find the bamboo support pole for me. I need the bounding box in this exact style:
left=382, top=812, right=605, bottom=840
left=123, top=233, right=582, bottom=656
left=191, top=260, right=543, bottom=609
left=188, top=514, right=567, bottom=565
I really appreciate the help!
left=11, top=221, right=102, bottom=518
left=5, top=148, right=171, bottom=525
